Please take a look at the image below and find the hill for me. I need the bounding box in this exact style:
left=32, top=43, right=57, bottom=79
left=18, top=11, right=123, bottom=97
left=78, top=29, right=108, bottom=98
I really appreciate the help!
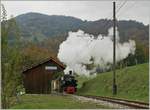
left=2, top=12, right=149, bottom=67
left=77, top=63, right=149, bottom=102
left=16, top=12, right=83, bottom=41
left=7, top=12, right=148, bottom=46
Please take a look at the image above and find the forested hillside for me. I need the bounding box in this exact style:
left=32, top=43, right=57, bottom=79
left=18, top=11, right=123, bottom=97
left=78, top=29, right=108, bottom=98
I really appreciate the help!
left=3, top=12, right=149, bottom=68
left=7, top=12, right=147, bottom=46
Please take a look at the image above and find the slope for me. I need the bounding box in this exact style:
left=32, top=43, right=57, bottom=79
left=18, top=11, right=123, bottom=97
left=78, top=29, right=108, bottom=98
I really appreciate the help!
left=77, top=63, right=149, bottom=102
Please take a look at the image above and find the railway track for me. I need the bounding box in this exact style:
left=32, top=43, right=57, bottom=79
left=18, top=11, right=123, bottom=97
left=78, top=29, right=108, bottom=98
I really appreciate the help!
left=77, top=95, right=149, bottom=109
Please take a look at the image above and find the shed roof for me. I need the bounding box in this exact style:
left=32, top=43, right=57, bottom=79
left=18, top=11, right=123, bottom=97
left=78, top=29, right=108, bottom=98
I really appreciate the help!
left=23, top=57, right=65, bottom=73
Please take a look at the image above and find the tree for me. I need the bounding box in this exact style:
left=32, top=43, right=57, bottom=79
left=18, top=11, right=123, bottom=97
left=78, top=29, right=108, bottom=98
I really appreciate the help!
left=1, top=4, right=23, bottom=108
left=122, top=40, right=149, bottom=67
left=135, top=40, right=149, bottom=64
left=22, top=44, right=54, bottom=68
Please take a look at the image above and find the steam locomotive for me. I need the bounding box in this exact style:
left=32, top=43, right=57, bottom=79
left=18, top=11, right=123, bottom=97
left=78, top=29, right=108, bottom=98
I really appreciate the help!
left=60, top=71, right=77, bottom=94
left=51, top=70, right=77, bottom=94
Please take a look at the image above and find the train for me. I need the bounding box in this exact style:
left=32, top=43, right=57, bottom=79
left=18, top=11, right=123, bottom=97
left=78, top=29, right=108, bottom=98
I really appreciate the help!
left=51, top=70, right=77, bottom=94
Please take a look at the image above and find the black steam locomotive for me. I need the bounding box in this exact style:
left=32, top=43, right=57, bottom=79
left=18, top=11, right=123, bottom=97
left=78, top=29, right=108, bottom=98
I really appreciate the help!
left=60, top=71, right=77, bottom=94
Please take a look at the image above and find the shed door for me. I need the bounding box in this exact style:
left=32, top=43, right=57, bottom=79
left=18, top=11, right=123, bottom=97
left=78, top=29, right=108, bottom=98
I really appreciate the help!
left=44, top=72, right=53, bottom=94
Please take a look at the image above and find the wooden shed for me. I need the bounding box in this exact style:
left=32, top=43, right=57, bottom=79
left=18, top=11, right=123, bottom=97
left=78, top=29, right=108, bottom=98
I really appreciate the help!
left=22, top=57, right=65, bottom=94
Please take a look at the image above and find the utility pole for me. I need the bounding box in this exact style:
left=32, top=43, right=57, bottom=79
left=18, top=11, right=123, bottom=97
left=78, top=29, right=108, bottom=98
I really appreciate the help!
left=113, top=1, right=117, bottom=95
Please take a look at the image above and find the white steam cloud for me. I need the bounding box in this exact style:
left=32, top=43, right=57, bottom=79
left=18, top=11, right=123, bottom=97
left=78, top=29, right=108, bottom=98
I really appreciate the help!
left=57, top=27, right=136, bottom=76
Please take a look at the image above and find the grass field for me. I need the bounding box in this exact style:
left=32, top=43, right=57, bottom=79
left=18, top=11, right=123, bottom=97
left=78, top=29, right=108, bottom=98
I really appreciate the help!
left=11, top=94, right=110, bottom=109
left=77, top=63, right=149, bottom=103
left=76, top=76, right=91, bottom=89
left=11, top=63, right=149, bottom=108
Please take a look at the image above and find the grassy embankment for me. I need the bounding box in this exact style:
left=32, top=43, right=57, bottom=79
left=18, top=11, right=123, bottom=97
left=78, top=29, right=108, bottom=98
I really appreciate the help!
left=77, top=63, right=149, bottom=103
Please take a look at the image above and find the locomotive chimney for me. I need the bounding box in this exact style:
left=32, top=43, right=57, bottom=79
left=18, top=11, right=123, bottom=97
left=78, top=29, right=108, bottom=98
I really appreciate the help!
left=69, top=70, right=72, bottom=75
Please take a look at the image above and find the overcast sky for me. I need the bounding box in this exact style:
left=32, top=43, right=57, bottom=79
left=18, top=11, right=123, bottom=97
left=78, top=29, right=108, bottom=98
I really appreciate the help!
left=2, top=1, right=150, bottom=25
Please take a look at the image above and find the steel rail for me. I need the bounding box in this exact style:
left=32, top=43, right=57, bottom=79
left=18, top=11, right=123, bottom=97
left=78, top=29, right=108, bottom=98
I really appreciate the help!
left=77, top=95, right=149, bottom=109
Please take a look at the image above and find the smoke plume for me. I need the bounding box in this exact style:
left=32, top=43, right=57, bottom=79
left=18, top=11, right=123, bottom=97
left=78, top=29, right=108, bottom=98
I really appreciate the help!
left=57, top=27, right=136, bottom=76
